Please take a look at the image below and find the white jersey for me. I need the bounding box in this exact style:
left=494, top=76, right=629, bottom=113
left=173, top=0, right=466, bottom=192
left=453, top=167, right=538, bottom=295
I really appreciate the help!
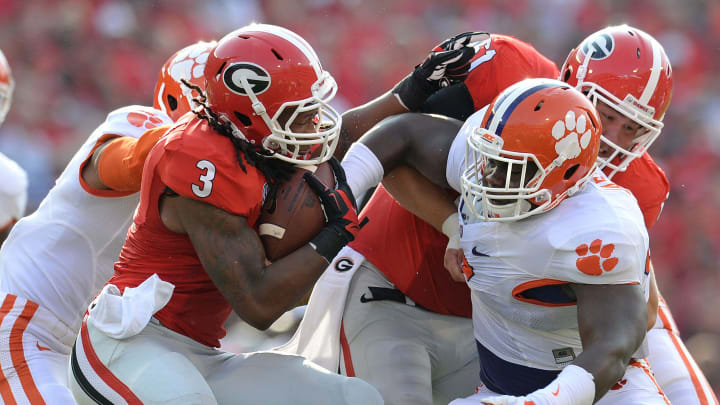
left=0, top=152, right=27, bottom=229
left=445, top=107, right=650, bottom=371
left=0, top=105, right=172, bottom=334
left=457, top=173, right=649, bottom=370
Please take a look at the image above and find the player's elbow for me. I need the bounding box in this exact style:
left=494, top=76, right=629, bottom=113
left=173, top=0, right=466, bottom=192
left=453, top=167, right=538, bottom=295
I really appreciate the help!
left=234, top=300, right=280, bottom=331
left=245, top=316, right=274, bottom=331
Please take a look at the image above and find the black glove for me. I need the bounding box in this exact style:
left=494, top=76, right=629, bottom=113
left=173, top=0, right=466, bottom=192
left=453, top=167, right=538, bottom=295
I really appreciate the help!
left=391, top=47, right=475, bottom=111
left=435, top=31, right=490, bottom=83
left=436, top=31, right=490, bottom=51
left=304, top=158, right=367, bottom=263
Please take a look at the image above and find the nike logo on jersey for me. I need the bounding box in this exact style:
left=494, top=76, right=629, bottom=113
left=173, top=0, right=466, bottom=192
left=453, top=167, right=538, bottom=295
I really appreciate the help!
left=36, top=342, right=51, bottom=352
left=471, top=246, right=489, bottom=257
left=552, top=386, right=560, bottom=396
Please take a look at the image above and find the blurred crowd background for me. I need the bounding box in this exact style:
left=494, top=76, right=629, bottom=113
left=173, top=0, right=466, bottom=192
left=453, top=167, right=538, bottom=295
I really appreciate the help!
left=1, top=0, right=718, bottom=394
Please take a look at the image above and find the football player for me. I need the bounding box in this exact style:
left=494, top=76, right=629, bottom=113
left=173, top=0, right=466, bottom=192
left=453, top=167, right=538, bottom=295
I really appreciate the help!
left=278, top=32, right=558, bottom=405
left=348, top=34, right=559, bottom=405
left=345, top=78, right=670, bottom=403
left=0, top=40, right=213, bottom=403
left=0, top=49, right=28, bottom=245
left=559, top=24, right=717, bottom=405
left=68, top=24, right=383, bottom=405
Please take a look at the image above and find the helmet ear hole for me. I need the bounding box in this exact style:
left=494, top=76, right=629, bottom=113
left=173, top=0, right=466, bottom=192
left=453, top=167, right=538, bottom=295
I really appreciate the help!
left=563, top=67, right=572, bottom=82
left=563, top=164, right=580, bottom=180
left=166, top=95, right=178, bottom=111
left=234, top=111, right=252, bottom=126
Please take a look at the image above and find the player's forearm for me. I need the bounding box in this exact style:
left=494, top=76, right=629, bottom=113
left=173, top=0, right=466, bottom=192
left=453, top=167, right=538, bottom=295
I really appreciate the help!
left=571, top=340, right=636, bottom=401
left=571, top=283, right=647, bottom=401
left=238, top=245, right=328, bottom=330
left=383, top=165, right=456, bottom=232
left=334, top=91, right=407, bottom=159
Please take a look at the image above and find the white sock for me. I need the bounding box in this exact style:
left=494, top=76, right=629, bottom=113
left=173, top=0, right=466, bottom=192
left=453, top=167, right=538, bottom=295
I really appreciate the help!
left=341, top=142, right=384, bottom=199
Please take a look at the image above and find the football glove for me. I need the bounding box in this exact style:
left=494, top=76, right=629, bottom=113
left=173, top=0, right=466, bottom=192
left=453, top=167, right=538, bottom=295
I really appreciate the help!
left=304, top=157, right=367, bottom=262
left=391, top=46, right=475, bottom=111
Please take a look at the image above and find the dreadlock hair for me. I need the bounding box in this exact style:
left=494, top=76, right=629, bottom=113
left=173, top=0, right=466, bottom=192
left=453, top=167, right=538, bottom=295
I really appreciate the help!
left=181, top=79, right=296, bottom=190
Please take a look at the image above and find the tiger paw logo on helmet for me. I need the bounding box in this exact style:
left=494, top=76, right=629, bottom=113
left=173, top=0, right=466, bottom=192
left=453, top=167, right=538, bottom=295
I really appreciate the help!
left=575, top=239, right=618, bottom=276
left=552, top=110, right=593, bottom=159
left=127, top=111, right=165, bottom=129
left=167, top=46, right=211, bottom=84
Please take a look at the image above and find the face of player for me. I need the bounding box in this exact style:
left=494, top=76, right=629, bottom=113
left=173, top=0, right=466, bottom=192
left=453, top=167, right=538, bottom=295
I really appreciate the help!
left=277, top=107, right=319, bottom=133
left=275, top=107, right=321, bottom=155
left=481, top=158, right=539, bottom=205
left=595, top=101, right=648, bottom=159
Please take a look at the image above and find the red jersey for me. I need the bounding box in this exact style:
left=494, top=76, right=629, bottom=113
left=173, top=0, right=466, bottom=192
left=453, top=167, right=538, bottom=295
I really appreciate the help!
left=465, top=34, right=560, bottom=110
left=350, top=35, right=560, bottom=317
left=605, top=152, right=669, bottom=230
left=107, top=115, right=267, bottom=347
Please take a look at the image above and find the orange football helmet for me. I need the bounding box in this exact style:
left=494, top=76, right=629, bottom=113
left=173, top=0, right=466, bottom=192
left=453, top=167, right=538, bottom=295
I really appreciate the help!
left=560, top=25, right=673, bottom=177
left=153, top=40, right=216, bottom=122
left=0, top=49, right=14, bottom=125
left=462, top=78, right=602, bottom=221
left=203, top=23, right=340, bottom=164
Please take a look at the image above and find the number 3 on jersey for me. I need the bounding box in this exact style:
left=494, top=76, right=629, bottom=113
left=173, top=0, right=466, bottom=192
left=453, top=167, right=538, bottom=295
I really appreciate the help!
left=192, top=159, right=215, bottom=198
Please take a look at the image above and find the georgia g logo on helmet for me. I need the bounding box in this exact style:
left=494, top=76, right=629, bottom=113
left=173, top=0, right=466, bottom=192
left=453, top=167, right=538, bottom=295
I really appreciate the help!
left=580, top=32, right=614, bottom=60
left=223, top=62, right=271, bottom=96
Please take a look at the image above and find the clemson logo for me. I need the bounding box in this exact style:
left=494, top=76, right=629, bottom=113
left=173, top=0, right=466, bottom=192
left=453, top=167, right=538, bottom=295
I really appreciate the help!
left=168, top=44, right=211, bottom=83
left=552, top=110, right=593, bottom=159
left=127, top=111, right=165, bottom=129
left=575, top=239, right=618, bottom=276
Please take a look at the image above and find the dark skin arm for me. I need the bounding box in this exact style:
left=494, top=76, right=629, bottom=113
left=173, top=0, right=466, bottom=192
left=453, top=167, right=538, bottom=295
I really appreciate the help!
left=358, top=112, right=461, bottom=188
left=81, top=139, right=114, bottom=190
left=160, top=194, right=328, bottom=330
left=568, top=283, right=648, bottom=401
left=334, top=92, right=407, bottom=159
left=382, top=165, right=456, bottom=231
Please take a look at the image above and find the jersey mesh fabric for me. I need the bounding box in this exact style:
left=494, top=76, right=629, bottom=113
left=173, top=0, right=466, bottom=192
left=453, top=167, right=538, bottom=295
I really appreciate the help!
left=108, top=115, right=266, bottom=347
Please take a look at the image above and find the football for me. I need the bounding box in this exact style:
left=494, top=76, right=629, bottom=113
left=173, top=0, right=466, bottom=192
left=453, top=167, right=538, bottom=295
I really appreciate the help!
left=258, top=162, right=334, bottom=261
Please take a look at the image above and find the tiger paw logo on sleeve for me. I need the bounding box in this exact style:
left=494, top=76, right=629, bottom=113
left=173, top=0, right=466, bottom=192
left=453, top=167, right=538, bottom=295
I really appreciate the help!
left=127, top=111, right=166, bottom=129
left=575, top=239, right=618, bottom=275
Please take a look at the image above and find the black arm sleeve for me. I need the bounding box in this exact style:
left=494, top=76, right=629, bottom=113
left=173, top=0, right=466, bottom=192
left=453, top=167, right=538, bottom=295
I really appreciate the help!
left=420, top=82, right=476, bottom=121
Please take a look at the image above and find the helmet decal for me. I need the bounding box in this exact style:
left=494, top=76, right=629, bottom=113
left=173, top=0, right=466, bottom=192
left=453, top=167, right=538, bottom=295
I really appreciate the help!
left=223, top=62, right=271, bottom=96
left=552, top=110, right=593, bottom=159
left=580, top=32, right=615, bottom=60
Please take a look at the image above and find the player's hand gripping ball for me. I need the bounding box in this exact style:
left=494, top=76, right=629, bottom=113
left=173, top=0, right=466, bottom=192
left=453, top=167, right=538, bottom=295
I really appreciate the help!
left=258, top=162, right=335, bottom=261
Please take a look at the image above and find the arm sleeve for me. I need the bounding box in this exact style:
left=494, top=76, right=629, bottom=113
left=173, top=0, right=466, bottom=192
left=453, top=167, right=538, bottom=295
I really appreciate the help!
left=421, top=83, right=475, bottom=120
left=97, top=125, right=170, bottom=192
left=551, top=229, right=646, bottom=286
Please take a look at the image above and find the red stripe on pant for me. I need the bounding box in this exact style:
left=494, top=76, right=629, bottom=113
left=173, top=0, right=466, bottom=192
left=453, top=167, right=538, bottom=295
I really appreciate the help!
left=340, top=320, right=356, bottom=377
left=0, top=294, right=46, bottom=404
left=657, top=305, right=718, bottom=405
left=80, top=321, right=143, bottom=404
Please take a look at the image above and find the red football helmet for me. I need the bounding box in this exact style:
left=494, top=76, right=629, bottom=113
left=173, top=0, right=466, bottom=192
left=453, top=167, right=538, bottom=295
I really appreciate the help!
left=560, top=25, right=673, bottom=177
left=203, top=24, right=340, bottom=165
left=153, top=40, right=216, bottom=122
left=0, top=49, right=14, bottom=125
left=462, top=78, right=601, bottom=221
